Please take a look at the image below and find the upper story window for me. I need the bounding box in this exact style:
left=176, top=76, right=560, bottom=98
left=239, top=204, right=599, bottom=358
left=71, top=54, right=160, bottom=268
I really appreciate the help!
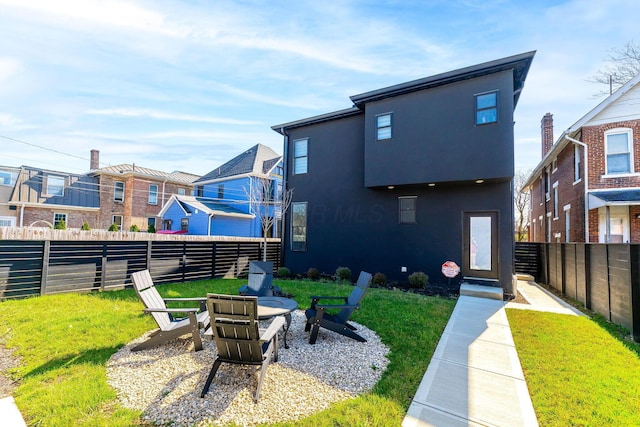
left=545, top=167, right=551, bottom=201
left=605, top=128, right=633, bottom=174
left=218, top=184, right=224, bottom=200
left=0, top=170, right=17, bottom=186
left=46, top=175, right=65, bottom=196
left=114, top=181, right=125, bottom=202
left=293, top=138, right=308, bottom=175
left=376, top=113, right=392, bottom=140
left=475, top=91, right=498, bottom=125
left=177, top=188, right=186, bottom=195
left=574, top=145, right=582, bottom=182
left=195, top=186, right=204, bottom=197
left=399, top=196, right=417, bottom=224
left=148, top=184, right=158, bottom=205
left=552, top=158, right=558, bottom=172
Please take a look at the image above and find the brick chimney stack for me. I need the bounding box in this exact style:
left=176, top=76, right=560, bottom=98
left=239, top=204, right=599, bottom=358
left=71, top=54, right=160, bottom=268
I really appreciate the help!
left=90, top=149, right=100, bottom=170
left=541, top=113, right=554, bottom=156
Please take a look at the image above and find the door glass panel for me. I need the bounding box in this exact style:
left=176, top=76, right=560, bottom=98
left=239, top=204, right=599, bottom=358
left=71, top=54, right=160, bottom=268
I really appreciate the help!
left=470, top=216, right=492, bottom=271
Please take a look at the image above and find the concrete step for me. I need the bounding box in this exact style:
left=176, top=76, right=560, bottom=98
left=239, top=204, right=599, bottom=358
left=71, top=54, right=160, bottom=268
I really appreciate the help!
left=460, top=283, right=503, bottom=300
left=516, top=273, right=534, bottom=281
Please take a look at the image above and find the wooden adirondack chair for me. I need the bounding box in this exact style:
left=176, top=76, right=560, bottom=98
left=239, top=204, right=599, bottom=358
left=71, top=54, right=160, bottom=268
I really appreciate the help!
left=201, top=294, right=285, bottom=402
left=238, top=261, right=284, bottom=297
left=304, top=271, right=372, bottom=344
left=131, top=269, right=209, bottom=352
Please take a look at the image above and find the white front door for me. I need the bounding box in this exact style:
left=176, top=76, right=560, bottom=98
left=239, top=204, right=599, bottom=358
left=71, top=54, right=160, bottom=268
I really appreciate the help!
left=598, top=206, right=629, bottom=243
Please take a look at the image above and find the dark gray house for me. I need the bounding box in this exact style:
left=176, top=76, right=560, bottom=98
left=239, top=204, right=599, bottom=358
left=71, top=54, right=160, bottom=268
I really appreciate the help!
left=272, top=51, right=535, bottom=295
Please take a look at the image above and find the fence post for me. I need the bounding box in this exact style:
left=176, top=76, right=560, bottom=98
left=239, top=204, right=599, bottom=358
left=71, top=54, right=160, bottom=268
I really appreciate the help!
left=630, top=245, right=640, bottom=342
left=146, top=241, right=152, bottom=272
left=40, top=240, right=50, bottom=296
left=211, top=242, right=217, bottom=278
left=100, top=243, right=107, bottom=291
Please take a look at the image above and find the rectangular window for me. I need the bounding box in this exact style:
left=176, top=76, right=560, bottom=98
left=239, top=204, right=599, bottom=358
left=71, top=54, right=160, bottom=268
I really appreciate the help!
left=148, top=184, right=158, bottom=205
left=552, top=158, right=558, bottom=172
left=470, top=216, right=492, bottom=271
left=0, top=216, right=15, bottom=226
left=180, top=218, right=188, bottom=231
left=114, top=181, right=125, bottom=202
left=293, top=138, right=308, bottom=175
left=46, top=175, right=65, bottom=196
left=53, top=213, right=67, bottom=228
left=553, top=182, right=559, bottom=219
left=147, top=217, right=156, bottom=230
left=177, top=188, right=186, bottom=195
left=475, top=91, right=498, bottom=125
left=606, top=129, right=633, bottom=174
left=574, top=145, right=582, bottom=182
left=545, top=167, right=551, bottom=201
left=218, top=184, right=224, bottom=200
left=195, top=186, right=204, bottom=197
left=564, top=206, right=571, bottom=242
left=291, top=202, right=307, bottom=251
left=399, top=196, right=417, bottom=224
left=112, top=215, right=123, bottom=230
left=0, top=170, right=17, bottom=186
left=376, top=113, right=392, bottom=140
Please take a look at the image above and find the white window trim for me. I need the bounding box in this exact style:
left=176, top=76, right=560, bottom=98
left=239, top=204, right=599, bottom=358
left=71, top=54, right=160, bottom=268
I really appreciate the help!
left=45, top=175, right=66, bottom=197
left=148, top=184, right=158, bottom=205
left=545, top=166, right=551, bottom=201
left=552, top=157, right=558, bottom=173
left=53, top=212, right=67, bottom=227
left=0, top=216, right=16, bottom=226
left=574, top=144, right=582, bottom=184
left=604, top=127, right=634, bottom=175
left=114, top=181, right=125, bottom=202
left=553, top=182, right=559, bottom=220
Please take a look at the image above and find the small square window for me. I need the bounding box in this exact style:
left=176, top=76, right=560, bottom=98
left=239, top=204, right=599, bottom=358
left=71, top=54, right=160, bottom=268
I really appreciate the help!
left=177, top=188, right=186, bottom=195
left=53, top=213, right=67, bottom=228
left=475, top=92, right=498, bottom=125
left=376, top=113, right=392, bottom=140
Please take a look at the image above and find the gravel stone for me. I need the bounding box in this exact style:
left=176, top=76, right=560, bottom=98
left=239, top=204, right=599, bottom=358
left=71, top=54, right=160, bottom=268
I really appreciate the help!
left=107, top=310, right=390, bottom=426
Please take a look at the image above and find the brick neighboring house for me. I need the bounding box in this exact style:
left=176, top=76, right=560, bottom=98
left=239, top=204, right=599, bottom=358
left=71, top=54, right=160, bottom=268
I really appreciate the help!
left=87, top=151, right=200, bottom=231
left=523, top=72, right=640, bottom=243
left=8, top=165, right=100, bottom=228
left=0, top=166, right=20, bottom=226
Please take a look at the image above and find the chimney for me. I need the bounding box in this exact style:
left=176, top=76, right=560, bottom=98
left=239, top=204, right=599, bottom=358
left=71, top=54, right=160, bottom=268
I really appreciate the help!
left=90, top=149, right=100, bottom=170
left=541, top=113, right=554, bottom=157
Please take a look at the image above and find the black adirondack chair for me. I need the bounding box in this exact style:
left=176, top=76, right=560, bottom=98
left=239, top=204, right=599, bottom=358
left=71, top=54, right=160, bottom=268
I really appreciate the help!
left=131, top=269, right=209, bottom=352
left=304, top=271, right=372, bottom=344
left=238, top=261, right=284, bottom=297
left=201, top=294, right=285, bottom=402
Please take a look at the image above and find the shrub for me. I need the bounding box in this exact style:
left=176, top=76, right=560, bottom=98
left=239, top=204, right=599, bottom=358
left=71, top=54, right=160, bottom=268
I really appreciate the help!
left=108, top=223, right=120, bottom=232
left=307, top=267, right=320, bottom=280
left=147, top=223, right=156, bottom=233
left=408, top=271, right=429, bottom=288
left=129, top=224, right=140, bottom=232
left=373, top=272, right=387, bottom=285
left=80, top=221, right=91, bottom=231
left=54, top=220, right=66, bottom=230
left=277, top=267, right=291, bottom=278
left=336, top=266, right=351, bottom=281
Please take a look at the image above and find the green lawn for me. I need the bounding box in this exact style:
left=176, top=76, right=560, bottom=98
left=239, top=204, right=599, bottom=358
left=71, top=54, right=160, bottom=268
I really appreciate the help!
left=0, top=278, right=455, bottom=426
left=507, top=309, right=640, bottom=427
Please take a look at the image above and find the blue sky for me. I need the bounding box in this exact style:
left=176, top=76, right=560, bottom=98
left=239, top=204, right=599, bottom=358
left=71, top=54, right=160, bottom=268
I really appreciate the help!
left=1, top=0, right=638, bottom=177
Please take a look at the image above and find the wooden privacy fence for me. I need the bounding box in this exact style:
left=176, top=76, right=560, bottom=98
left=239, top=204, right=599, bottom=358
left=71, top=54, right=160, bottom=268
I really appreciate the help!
left=515, top=242, right=640, bottom=342
left=0, top=238, right=281, bottom=300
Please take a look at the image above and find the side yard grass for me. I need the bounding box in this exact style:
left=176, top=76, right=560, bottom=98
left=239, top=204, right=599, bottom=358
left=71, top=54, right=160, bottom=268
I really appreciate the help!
left=507, top=309, right=640, bottom=427
left=0, top=278, right=455, bottom=426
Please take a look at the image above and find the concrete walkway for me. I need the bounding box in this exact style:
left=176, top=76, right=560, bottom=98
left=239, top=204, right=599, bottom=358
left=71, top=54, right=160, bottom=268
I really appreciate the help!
left=403, top=277, right=582, bottom=427
left=0, top=397, right=26, bottom=427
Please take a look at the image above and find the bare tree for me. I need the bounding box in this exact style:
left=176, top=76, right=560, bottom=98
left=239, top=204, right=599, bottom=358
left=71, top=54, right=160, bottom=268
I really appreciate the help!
left=589, top=40, right=640, bottom=96
left=514, top=169, right=532, bottom=242
left=246, top=177, right=293, bottom=261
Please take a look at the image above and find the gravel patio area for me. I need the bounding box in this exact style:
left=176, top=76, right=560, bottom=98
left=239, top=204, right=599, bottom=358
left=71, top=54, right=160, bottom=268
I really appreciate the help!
left=107, top=310, right=390, bottom=426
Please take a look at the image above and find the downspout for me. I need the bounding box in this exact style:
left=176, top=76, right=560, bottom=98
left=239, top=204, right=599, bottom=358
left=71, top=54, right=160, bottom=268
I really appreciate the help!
left=563, top=134, right=589, bottom=243
left=20, top=203, right=25, bottom=227
left=161, top=179, right=167, bottom=208
left=280, top=127, right=289, bottom=266
left=208, top=213, right=213, bottom=236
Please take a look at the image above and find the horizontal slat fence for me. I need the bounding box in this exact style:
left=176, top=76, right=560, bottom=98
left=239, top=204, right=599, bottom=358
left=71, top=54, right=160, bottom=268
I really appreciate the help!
left=515, top=242, right=640, bottom=342
left=0, top=239, right=281, bottom=300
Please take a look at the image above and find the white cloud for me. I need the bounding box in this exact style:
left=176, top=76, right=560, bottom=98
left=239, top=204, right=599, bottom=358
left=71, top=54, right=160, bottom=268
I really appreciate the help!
left=0, top=58, right=20, bottom=82
left=85, top=108, right=262, bottom=125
